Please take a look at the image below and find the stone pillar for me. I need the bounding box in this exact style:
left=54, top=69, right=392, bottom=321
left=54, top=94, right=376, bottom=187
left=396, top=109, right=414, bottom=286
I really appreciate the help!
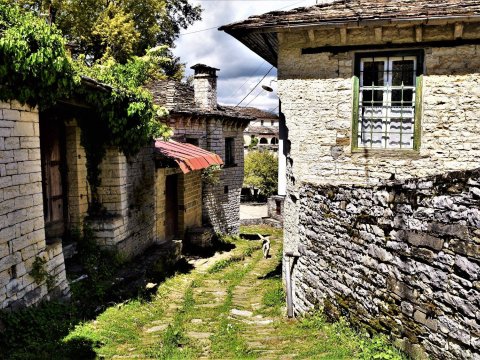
left=191, top=64, right=219, bottom=111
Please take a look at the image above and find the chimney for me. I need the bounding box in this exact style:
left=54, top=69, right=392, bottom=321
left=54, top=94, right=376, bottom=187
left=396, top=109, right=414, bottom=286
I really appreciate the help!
left=191, top=64, right=219, bottom=110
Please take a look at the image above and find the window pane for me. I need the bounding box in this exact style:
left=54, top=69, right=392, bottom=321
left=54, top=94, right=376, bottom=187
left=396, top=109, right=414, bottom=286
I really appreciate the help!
left=392, top=60, right=415, bottom=86
left=362, top=89, right=384, bottom=105
left=392, top=89, right=414, bottom=106
left=363, top=61, right=384, bottom=86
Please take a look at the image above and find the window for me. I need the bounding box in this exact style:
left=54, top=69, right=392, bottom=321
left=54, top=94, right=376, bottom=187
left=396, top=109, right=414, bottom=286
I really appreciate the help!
left=186, top=138, right=199, bottom=146
left=260, top=120, right=264, bottom=126
left=225, top=137, right=235, bottom=166
left=353, top=51, right=423, bottom=150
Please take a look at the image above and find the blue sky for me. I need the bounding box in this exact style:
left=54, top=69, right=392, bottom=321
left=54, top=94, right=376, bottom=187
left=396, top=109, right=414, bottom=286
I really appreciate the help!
left=174, top=0, right=319, bottom=112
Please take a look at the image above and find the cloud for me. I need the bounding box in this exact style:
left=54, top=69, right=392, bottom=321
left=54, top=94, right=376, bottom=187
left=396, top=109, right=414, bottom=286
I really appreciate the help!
left=173, top=0, right=316, bottom=111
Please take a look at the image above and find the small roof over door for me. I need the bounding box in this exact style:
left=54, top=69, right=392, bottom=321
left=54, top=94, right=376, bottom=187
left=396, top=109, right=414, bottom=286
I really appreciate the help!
left=154, top=140, right=223, bottom=174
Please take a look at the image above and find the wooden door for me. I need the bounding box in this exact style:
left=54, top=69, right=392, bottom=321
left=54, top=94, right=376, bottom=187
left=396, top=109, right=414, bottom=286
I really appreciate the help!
left=165, top=175, right=178, bottom=240
left=40, top=117, right=67, bottom=240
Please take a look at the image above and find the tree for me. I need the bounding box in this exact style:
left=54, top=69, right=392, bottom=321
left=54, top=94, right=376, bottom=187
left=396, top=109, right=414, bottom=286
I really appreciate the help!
left=244, top=150, right=278, bottom=198
left=12, top=0, right=201, bottom=63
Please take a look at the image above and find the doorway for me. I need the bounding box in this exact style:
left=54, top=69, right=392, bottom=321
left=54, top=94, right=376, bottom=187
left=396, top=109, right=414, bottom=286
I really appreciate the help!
left=40, top=116, right=67, bottom=242
left=165, top=174, right=179, bottom=240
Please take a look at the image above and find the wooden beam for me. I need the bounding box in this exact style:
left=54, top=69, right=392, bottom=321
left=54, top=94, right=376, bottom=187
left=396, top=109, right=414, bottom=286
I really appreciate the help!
left=302, top=39, right=480, bottom=55
left=415, top=26, right=423, bottom=42
left=308, top=29, right=315, bottom=42
left=374, top=27, right=383, bottom=42
left=340, top=28, right=347, bottom=44
left=454, top=23, right=464, bottom=39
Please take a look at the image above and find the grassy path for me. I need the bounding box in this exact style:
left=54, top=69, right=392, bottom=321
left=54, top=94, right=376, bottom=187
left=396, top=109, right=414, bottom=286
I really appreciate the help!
left=65, top=225, right=405, bottom=359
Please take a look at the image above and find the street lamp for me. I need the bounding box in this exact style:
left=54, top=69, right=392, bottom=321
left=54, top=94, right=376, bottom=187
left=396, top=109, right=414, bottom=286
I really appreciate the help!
left=261, top=80, right=277, bottom=93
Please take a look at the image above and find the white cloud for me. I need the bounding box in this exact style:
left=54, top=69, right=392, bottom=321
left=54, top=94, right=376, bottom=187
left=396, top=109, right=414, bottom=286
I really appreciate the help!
left=173, top=0, right=317, bottom=111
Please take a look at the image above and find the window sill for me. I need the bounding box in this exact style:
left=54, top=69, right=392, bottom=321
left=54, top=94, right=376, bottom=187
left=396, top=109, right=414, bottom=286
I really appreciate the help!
left=351, top=148, right=421, bottom=159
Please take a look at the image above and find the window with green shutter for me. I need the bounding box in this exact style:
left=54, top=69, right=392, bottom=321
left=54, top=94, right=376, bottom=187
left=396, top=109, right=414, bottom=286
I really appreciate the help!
left=352, top=50, right=423, bottom=151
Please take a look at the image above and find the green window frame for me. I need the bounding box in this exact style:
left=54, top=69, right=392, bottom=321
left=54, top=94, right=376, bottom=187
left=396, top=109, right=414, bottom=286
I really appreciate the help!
left=352, top=50, right=424, bottom=151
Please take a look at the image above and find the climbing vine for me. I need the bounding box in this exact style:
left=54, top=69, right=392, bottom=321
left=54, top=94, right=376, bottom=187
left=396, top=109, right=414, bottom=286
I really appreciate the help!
left=0, top=2, right=173, bottom=215
left=0, top=1, right=78, bottom=107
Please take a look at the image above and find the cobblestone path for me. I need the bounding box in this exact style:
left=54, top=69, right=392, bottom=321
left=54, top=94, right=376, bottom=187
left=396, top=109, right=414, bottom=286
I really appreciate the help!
left=132, top=227, right=294, bottom=359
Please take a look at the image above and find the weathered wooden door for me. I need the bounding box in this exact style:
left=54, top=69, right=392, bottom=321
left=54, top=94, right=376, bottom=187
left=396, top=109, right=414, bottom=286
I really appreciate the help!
left=40, top=117, right=67, bottom=240
left=165, top=174, right=178, bottom=240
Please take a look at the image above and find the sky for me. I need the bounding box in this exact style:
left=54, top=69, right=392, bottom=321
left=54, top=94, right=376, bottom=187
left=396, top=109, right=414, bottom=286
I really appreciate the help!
left=173, top=0, right=319, bottom=113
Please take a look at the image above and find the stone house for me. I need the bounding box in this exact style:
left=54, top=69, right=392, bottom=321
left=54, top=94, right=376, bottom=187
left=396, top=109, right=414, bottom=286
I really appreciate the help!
left=221, top=1, right=480, bottom=359
left=148, top=64, right=251, bottom=236
left=0, top=74, right=226, bottom=310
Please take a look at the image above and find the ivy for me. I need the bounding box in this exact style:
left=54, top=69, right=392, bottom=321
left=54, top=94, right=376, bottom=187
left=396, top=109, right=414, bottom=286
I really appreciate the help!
left=0, top=2, right=173, bottom=215
left=0, top=1, right=78, bottom=107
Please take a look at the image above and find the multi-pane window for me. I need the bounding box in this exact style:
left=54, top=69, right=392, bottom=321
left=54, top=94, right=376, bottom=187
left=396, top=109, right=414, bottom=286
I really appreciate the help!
left=354, top=52, right=423, bottom=150
left=225, top=137, right=235, bottom=166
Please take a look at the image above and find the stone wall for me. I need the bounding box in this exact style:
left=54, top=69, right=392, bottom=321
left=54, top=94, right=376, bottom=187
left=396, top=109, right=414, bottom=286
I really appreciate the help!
left=178, top=171, right=202, bottom=235
left=293, top=170, right=480, bottom=359
left=170, top=115, right=245, bottom=235
left=0, top=101, right=68, bottom=310
left=90, top=146, right=156, bottom=259
left=278, top=40, right=480, bottom=273
left=203, top=122, right=244, bottom=235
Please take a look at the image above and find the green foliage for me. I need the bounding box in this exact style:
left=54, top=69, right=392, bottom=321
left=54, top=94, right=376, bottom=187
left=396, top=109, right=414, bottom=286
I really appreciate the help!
left=202, top=164, right=222, bottom=185
left=244, top=150, right=278, bottom=197
left=0, top=1, right=78, bottom=107
left=0, top=2, right=175, bottom=214
left=70, top=225, right=123, bottom=303
left=247, top=135, right=259, bottom=150
left=262, top=279, right=285, bottom=308
left=30, top=256, right=56, bottom=290
left=0, top=301, right=81, bottom=360
left=15, top=0, right=202, bottom=63
left=359, top=335, right=405, bottom=360
left=73, top=49, right=173, bottom=212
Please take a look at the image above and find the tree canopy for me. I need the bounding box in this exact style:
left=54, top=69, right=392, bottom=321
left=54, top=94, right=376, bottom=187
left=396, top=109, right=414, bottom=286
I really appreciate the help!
left=244, top=150, right=278, bottom=198
left=12, top=0, right=202, bottom=63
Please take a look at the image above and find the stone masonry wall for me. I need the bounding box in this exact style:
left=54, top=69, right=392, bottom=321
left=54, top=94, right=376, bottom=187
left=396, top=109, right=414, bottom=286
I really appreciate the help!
left=90, top=146, right=156, bottom=259
left=170, top=115, right=245, bottom=235
left=0, top=101, right=68, bottom=310
left=278, top=41, right=480, bottom=271
left=203, top=120, right=244, bottom=235
left=294, top=170, right=480, bottom=360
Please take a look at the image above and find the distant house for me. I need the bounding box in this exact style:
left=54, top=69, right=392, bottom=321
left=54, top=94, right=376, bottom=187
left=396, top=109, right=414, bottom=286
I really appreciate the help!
left=221, top=1, right=480, bottom=359
left=148, top=64, right=251, bottom=236
left=240, top=108, right=279, bottom=151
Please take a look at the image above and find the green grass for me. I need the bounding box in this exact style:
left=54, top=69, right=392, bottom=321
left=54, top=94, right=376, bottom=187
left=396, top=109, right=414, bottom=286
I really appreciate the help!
left=1, top=226, right=407, bottom=360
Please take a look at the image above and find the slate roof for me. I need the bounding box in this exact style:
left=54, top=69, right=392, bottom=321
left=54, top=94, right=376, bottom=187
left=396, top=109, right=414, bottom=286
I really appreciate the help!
left=147, top=80, right=253, bottom=122
left=219, top=0, right=480, bottom=66
left=225, top=107, right=278, bottom=120
left=220, top=0, right=480, bottom=32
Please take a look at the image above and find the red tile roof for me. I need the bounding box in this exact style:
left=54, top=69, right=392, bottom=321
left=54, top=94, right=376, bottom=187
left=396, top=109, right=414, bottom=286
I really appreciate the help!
left=154, top=140, right=223, bottom=174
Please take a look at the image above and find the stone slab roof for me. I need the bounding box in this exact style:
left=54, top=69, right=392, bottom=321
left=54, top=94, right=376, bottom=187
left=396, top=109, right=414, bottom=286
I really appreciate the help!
left=219, top=0, right=480, bottom=66
left=147, top=80, right=253, bottom=122
left=220, top=0, right=480, bottom=32
left=231, top=107, right=278, bottom=120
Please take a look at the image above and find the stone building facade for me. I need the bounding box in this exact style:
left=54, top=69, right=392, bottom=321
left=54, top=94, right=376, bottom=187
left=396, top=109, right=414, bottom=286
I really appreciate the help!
left=222, top=1, right=480, bottom=358
left=149, top=65, right=251, bottom=235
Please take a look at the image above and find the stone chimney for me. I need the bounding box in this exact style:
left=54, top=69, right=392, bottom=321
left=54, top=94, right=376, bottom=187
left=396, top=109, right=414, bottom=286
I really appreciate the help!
left=191, top=64, right=219, bottom=110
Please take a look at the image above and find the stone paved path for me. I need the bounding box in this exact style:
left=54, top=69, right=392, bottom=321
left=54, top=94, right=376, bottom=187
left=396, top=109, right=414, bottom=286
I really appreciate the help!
left=133, top=229, right=290, bottom=359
